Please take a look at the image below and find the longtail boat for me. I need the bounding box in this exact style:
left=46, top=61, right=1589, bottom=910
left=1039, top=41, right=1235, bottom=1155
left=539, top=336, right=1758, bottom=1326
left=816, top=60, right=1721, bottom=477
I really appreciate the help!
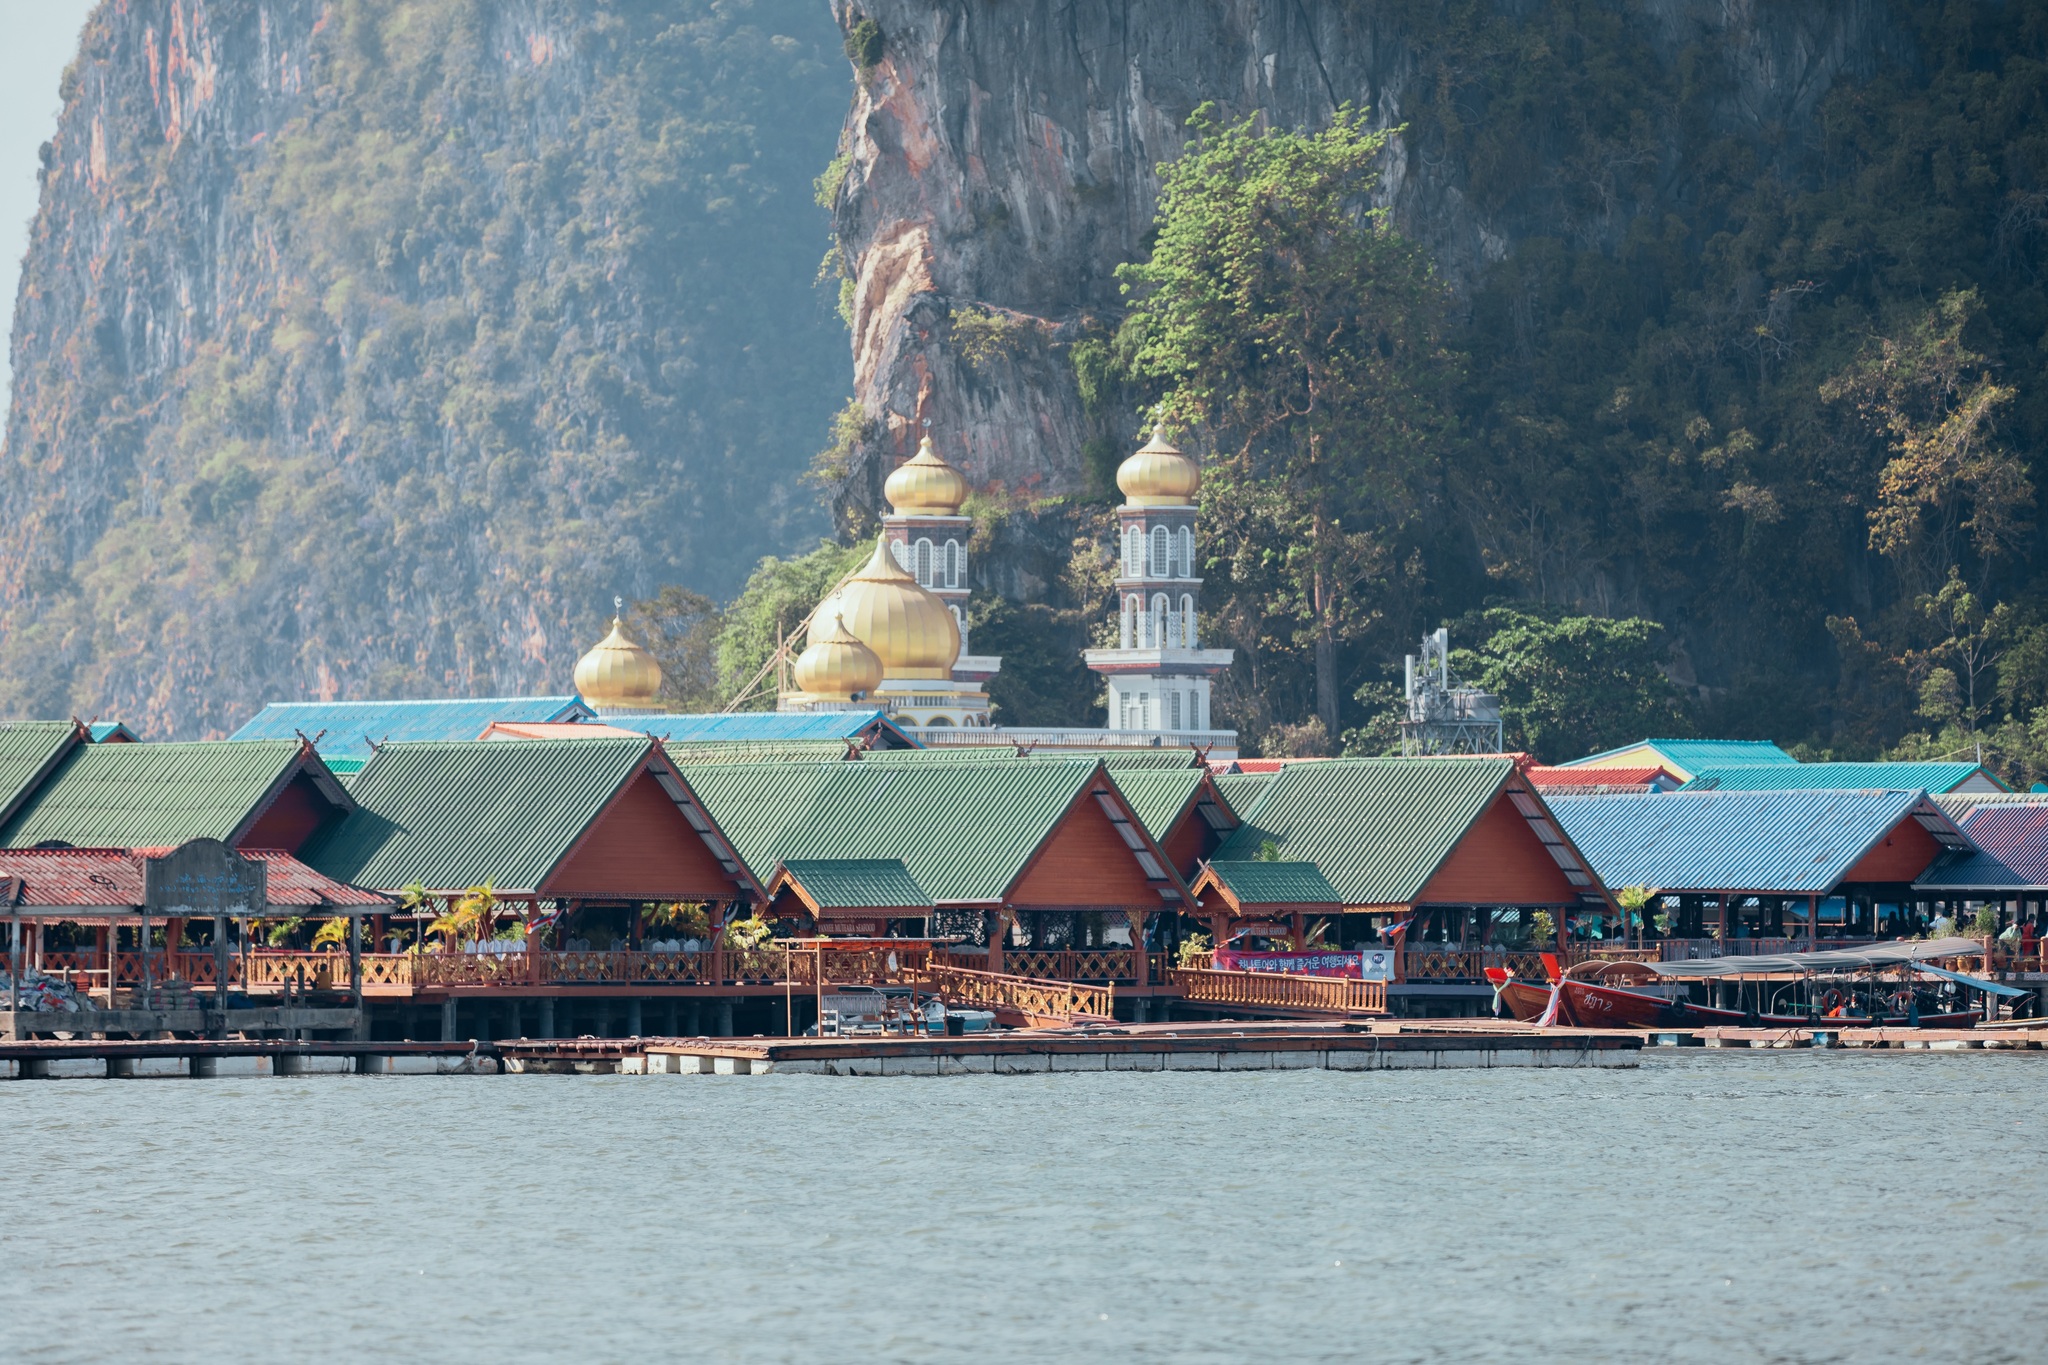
left=1487, top=937, right=1992, bottom=1029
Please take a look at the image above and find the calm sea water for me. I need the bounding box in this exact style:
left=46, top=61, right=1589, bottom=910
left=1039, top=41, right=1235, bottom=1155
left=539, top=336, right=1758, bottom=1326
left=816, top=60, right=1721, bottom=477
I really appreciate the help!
left=4, top=1053, right=2044, bottom=1363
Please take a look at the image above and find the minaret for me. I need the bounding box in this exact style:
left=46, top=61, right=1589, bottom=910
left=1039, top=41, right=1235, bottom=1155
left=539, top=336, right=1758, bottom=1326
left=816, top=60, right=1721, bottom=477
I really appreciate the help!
left=1082, top=428, right=1233, bottom=736
left=881, top=433, right=1000, bottom=688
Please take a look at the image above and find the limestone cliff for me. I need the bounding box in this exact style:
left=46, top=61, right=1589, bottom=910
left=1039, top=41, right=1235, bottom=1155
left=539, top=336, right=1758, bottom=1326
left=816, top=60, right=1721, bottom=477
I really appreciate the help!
left=0, top=0, right=849, bottom=736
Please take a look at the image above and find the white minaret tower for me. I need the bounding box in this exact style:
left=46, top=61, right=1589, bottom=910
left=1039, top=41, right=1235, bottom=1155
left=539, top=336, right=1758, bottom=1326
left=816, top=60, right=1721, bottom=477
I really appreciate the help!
left=1082, top=427, right=1233, bottom=737
left=880, top=430, right=1001, bottom=689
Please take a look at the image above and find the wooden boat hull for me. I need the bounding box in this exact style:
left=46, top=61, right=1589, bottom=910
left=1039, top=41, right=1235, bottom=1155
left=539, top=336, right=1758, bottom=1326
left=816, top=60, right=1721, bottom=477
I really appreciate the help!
left=1484, top=968, right=1979, bottom=1030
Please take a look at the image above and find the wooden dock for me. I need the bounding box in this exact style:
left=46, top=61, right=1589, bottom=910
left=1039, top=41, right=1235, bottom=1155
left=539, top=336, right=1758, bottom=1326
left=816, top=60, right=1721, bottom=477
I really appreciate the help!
left=1649, top=1025, right=2048, bottom=1049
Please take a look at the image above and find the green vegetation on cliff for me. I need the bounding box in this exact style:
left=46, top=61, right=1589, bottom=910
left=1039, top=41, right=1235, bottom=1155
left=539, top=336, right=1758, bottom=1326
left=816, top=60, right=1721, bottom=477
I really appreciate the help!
left=0, top=0, right=849, bottom=736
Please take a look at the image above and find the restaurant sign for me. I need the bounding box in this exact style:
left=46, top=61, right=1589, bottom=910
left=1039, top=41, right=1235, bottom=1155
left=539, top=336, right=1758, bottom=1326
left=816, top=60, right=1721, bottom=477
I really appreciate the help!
left=143, top=839, right=267, bottom=916
left=1215, top=948, right=1395, bottom=981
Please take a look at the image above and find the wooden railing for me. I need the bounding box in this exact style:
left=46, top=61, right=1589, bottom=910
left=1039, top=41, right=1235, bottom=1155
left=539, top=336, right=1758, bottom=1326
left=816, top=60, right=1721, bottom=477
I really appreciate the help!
left=1402, top=948, right=1552, bottom=982
left=925, top=965, right=1114, bottom=1026
left=1170, top=967, right=1386, bottom=1016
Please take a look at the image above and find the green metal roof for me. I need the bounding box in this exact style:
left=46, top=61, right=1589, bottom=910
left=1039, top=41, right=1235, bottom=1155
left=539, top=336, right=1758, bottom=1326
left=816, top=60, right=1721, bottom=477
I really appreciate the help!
left=1212, top=758, right=1517, bottom=907
left=301, top=738, right=656, bottom=892
left=1680, top=761, right=2008, bottom=794
left=1213, top=771, right=1275, bottom=817
left=775, top=858, right=933, bottom=909
left=680, top=759, right=1119, bottom=903
left=1109, top=769, right=1209, bottom=842
left=0, top=740, right=346, bottom=850
left=856, top=746, right=1199, bottom=769
left=0, top=722, right=85, bottom=829
left=1202, top=860, right=1342, bottom=907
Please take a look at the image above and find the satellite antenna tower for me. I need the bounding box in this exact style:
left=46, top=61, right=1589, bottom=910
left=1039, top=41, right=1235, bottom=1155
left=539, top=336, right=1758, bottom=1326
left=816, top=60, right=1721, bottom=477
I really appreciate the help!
left=1399, top=628, right=1503, bottom=756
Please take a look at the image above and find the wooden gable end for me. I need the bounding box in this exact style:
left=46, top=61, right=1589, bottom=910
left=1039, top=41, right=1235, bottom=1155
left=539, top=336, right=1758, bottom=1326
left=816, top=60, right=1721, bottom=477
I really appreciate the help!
left=238, top=773, right=342, bottom=854
left=1158, top=804, right=1221, bottom=880
left=1417, top=790, right=1578, bottom=907
left=1008, top=786, right=1166, bottom=910
left=1841, top=813, right=1942, bottom=885
left=542, top=769, right=744, bottom=902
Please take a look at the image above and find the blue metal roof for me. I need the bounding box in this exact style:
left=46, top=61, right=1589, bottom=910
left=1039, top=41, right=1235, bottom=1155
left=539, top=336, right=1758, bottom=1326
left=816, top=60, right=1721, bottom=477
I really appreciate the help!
left=88, top=723, right=139, bottom=742
left=229, top=697, right=592, bottom=758
left=1547, top=789, right=1974, bottom=894
left=1681, top=762, right=2007, bottom=794
left=1563, top=738, right=1796, bottom=773
left=607, top=711, right=917, bottom=748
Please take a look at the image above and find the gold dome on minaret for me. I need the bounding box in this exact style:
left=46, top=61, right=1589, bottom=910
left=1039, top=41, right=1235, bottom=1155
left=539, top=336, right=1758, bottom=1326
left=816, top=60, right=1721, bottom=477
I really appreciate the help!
left=574, top=600, right=663, bottom=712
left=1116, top=425, right=1201, bottom=507
left=884, top=434, right=970, bottom=515
left=793, top=609, right=884, bottom=701
left=832, top=535, right=961, bottom=679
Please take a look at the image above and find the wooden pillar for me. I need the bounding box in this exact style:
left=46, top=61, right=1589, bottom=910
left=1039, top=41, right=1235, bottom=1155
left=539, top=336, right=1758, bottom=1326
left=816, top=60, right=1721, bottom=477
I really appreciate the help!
left=986, top=908, right=1011, bottom=975
left=8, top=914, right=20, bottom=1019
left=1289, top=913, right=1306, bottom=952
left=1127, top=909, right=1150, bottom=987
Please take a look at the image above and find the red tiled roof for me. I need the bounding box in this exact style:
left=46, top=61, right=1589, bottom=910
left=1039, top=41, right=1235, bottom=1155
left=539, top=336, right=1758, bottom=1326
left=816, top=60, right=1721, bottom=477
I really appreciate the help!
left=0, top=847, right=385, bottom=911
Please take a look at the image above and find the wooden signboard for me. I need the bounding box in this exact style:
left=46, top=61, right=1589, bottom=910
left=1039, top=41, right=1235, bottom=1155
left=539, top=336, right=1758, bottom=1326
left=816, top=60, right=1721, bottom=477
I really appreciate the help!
left=143, top=839, right=267, bottom=917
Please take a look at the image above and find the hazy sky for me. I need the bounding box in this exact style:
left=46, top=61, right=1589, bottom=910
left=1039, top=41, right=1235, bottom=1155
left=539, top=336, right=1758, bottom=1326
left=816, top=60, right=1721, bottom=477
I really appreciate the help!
left=1, top=2, right=95, bottom=414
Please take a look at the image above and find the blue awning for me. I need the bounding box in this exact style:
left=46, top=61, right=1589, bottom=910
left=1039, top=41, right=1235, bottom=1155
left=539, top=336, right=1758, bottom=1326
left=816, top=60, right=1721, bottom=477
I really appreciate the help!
left=1913, top=962, right=2030, bottom=998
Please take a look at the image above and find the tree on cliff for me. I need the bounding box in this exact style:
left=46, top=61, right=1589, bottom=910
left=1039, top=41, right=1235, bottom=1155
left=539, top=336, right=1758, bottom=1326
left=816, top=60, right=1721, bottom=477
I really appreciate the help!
left=1116, top=105, right=1456, bottom=739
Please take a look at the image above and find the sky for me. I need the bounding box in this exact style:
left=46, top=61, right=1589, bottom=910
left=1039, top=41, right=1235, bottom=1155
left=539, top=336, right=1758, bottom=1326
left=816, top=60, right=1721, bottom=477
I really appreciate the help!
left=0, top=1, right=96, bottom=415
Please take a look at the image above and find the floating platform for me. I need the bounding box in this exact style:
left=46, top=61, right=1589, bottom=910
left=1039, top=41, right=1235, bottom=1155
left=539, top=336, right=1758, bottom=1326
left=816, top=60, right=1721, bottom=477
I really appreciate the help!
left=1655, top=1025, right=2048, bottom=1050
left=612, top=1019, right=1643, bottom=1075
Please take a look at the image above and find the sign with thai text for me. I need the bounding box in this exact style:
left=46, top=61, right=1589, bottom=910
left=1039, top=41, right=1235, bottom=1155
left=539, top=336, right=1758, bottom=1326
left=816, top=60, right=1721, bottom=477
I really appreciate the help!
left=143, top=839, right=267, bottom=916
left=1216, top=948, right=1394, bottom=981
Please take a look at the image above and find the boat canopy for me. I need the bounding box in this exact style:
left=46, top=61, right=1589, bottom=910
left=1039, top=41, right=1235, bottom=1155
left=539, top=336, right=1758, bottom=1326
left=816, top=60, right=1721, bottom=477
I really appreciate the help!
left=1912, top=962, right=2031, bottom=998
left=1648, top=936, right=1985, bottom=979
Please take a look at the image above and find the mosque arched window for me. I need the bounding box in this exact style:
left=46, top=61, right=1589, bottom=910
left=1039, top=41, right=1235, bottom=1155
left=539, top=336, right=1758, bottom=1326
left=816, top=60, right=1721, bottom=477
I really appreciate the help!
left=1170, top=690, right=1183, bottom=730
left=915, top=538, right=934, bottom=587
left=1150, top=525, right=1170, bottom=578
left=1178, top=526, right=1194, bottom=578
left=1181, top=594, right=1197, bottom=648
left=944, top=539, right=962, bottom=588
left=1123, top=526, right=1141, bottom=577
left=1151, top=594, right=1169, bottom=647
left=1189, top=690, right=1202, bottom=732
left=1119, top=596, right=1134, bottom=649
left=891, top=539, right=911, bottom=572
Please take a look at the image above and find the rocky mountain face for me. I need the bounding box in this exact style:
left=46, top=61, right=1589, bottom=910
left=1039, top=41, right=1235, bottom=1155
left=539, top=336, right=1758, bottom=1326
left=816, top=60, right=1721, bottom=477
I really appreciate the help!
left=0, top=0, right=849, bottom=736
left=826, top=0, right=1898, bottom=499
left=824, top=0, right=2048, bottom=749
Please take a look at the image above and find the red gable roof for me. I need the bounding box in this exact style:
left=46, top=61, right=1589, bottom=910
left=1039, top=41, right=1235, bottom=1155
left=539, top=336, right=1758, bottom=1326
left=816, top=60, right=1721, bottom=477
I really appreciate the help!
left=0, top=847, right=386, bottom=912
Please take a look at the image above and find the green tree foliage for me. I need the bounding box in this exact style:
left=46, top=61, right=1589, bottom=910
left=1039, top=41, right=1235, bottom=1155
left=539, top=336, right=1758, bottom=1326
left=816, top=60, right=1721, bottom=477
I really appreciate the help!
left=1117, top=106, right=1457, bottom=739
left=624, top=586, right=723, bottom=713
left=711, top=540, right=871, bottom=709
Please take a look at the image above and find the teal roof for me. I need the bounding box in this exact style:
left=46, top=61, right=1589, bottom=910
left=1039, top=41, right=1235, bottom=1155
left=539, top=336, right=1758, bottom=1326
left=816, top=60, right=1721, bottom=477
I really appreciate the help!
left=1201, top=860, right=1342, bottom=907
left=232, top=697, right=593, bottom=758
left=661, top=740, right=855, bottom=764
left=681, top=759, right=1175, bottom=905
left=301, top=738, right=742, bottom=894
left=615, top=711, right=916, bottom=749
left=1212, top=758, right=1588, bottom=907
left=0, top=722, right=86, bottom=829
left=1, top=740, right=351, bottom=850
left=1563, top=738, right=1796, bottom=773
left=1681, top=762, right=2008, bottom=794
left=88, top=723, right=139, bottom=743
left=775, top=858, right=932, bottom=910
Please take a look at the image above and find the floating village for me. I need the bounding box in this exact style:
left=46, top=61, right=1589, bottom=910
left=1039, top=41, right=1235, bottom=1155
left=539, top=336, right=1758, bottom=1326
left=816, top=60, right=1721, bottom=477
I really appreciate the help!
left=4, top=431, right=2048, bottom=1078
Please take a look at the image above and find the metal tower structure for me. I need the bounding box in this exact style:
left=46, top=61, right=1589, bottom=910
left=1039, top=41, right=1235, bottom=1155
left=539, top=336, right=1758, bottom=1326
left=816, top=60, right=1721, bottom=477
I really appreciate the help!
left=1399, top=628, right=1503, bottom=756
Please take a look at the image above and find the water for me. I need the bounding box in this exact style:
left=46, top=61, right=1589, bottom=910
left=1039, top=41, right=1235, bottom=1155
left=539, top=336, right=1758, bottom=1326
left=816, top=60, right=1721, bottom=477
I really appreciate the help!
left=4, top=1053, right=2044, bottom=1362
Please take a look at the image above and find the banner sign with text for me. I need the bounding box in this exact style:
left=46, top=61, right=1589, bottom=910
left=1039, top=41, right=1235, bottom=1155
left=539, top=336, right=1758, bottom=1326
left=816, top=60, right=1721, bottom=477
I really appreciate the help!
left=1215, top=948, right=1394, bottom=982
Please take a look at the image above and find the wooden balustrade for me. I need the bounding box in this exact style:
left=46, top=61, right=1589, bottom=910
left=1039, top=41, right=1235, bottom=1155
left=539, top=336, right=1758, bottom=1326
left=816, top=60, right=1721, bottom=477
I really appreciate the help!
left=925, top=965, right=1114, bottom=1026
left=1170, top=967, right=1386, bottom=1016
left=1401, top=948, right=1551, bottom=982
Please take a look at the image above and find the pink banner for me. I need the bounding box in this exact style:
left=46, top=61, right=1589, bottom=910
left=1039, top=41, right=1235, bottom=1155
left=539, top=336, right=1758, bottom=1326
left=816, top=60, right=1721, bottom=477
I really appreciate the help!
left=1215, top=948, right=1394, bottom=981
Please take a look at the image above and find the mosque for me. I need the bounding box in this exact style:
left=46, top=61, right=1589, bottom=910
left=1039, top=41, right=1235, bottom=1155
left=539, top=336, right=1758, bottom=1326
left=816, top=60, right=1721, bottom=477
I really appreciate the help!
left=572, top=427, right=1238, bottom=757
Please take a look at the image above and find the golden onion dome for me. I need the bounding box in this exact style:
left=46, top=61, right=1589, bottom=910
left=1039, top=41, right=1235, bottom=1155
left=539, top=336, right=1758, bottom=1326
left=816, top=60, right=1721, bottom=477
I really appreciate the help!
left=1116, top=426, right=1201, bottom=506
left=792, top=610, right=884, bottom=701
left=833, top=535, right=960, bottom=679
left=883, top=435, right=970, bottom=515
left=574, top=603, right=663, bottom=711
